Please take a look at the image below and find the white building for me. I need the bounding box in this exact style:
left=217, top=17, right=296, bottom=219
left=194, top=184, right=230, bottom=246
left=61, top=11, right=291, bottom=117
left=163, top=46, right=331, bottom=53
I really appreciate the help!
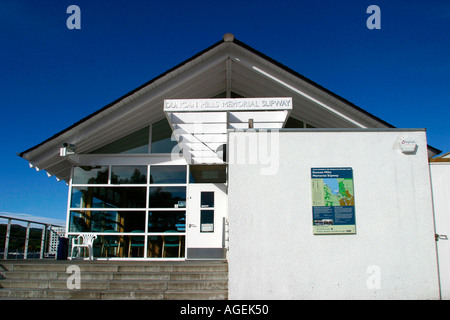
left=18, top=34, right=449, bottom=299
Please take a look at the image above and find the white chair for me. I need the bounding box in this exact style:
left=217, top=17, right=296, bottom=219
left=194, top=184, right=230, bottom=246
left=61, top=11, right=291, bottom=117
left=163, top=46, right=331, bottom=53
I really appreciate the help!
left=70, top=234, right=97, bottom=260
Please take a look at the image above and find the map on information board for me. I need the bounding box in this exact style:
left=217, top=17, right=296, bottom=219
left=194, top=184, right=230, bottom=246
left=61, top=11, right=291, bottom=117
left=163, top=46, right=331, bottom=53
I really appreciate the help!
left=311, top=168, right=356, bottom=234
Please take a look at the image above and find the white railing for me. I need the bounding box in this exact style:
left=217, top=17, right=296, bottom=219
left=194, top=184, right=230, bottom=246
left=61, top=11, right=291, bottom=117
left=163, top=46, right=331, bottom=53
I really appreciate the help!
left=0, top=215, right=64, bottom=260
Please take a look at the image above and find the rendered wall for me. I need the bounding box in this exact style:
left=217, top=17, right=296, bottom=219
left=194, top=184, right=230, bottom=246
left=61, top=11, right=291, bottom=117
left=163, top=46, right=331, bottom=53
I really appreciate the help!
left=227, top=129, right=440, bottom=299
left=430, top=162, right=450, bottom=299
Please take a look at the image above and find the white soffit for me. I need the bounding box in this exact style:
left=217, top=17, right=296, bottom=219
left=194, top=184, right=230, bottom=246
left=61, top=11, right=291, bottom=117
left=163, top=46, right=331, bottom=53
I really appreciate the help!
left=165, top=97, right=292, bottom=164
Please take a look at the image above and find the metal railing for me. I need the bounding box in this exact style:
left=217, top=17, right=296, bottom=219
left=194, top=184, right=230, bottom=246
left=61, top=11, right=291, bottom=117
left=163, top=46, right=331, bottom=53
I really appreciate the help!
left=0, top=215, right=65, bottom=260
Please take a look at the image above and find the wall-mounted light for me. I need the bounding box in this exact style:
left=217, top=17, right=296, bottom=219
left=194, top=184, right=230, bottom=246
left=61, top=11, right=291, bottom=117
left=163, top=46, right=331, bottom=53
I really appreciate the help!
left=60, top=143, right=76, bottom=156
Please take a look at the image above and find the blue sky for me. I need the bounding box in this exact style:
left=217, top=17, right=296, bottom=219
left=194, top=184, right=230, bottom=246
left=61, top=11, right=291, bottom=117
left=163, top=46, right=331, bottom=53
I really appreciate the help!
left=1, top=0, right=449, bottom=225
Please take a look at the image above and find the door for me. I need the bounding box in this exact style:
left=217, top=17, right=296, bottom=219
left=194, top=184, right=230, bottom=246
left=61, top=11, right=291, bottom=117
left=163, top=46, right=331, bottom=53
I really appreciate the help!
left=430, top=163, right=450, bottom=299
left=186, top=183, right=227, bottom=259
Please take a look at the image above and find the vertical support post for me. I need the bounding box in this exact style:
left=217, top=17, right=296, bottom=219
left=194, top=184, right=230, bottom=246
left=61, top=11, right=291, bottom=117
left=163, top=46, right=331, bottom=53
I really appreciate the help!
left=24, top=221, right=31, bottom=259
left=40, top=224, right=48, bottom=259
left=4, top=219, right=11, bottom=259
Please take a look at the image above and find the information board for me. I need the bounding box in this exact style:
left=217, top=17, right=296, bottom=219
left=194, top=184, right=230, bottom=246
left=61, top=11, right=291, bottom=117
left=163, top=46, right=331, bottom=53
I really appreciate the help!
left=311, top=168, right=356, bottom=234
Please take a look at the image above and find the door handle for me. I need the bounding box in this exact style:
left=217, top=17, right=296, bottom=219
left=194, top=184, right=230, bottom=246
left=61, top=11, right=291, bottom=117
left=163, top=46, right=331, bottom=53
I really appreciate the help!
left=435, top=234, right=448, bottom=241
left=189, top=224, right=197, bottom=228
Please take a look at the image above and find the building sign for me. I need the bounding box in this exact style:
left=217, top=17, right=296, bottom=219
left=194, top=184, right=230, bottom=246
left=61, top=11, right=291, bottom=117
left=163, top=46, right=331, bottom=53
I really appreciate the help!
left=311, top=167, right=356, bottom=234
left=164, top=97, right=292, bottom=112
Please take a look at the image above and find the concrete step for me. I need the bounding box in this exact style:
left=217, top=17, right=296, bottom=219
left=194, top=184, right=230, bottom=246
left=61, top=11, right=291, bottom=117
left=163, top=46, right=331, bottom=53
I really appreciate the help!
left=0, top=260, right=228, bottom=300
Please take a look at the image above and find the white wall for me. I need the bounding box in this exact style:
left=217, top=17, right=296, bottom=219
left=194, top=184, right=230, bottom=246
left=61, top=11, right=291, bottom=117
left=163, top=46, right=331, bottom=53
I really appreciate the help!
left=227, top=129, right=440, bottom=299
left=430, top=162, right=450, bottom=299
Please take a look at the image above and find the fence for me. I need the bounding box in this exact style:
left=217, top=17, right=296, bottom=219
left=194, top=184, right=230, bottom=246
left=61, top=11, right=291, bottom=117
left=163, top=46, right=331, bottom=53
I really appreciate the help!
left=0, top=215, right=65, bottom=260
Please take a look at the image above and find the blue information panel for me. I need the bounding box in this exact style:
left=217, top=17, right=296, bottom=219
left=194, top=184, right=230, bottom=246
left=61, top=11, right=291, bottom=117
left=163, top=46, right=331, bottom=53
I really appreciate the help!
left=311, top=168, right=356, bottom=234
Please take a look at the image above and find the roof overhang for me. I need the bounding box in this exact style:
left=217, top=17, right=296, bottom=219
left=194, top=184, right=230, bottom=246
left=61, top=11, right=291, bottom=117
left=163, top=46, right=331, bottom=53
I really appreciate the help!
left=18, top=34, right=442, bottom=182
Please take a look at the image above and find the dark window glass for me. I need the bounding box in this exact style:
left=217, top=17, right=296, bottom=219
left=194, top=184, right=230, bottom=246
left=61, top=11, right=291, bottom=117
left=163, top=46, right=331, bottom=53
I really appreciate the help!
left=71, top=187, right=146, bottom=208
left=69, top=211, right=145, bottom=233
left=90, top=127, right=149, bottom=154
left=111, top=166, right=147, bottom=184
left=189, top=165, right=226, bottom=183
left=284, top=116, right=304, bottom=129
left=147, top=235, right=185, bottom=258
left=149, top=187, right=186, bottom=208
left=201, top=192, right=214, bottom=208
left=200, top=210, right=214, bottom=232
left=73, top=166, right=109, bottom=184
left=151, top=119, right=177, bottom=153
left=150, top=165, right=186, bottom=184
left=148, top=211, right=186, bottom=232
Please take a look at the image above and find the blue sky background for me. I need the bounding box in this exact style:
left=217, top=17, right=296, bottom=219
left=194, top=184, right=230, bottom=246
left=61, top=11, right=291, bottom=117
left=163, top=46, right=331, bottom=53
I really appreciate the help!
left=1, top=0, right=449, bottom=225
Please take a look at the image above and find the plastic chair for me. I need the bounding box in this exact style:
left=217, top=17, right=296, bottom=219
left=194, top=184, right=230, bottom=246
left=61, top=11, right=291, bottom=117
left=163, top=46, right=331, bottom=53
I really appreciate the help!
left=162, top=230, right=181, bottom=258
left=128, top=230, right=145, bottom=257
left=70, top=233, right=97, bottom=260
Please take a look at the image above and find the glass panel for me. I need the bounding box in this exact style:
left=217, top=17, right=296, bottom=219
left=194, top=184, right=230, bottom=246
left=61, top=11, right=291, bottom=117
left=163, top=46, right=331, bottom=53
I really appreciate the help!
left=148, top=211, right=186, bottom=232
left=70, top=235, right=144, bottom=258
left=69, top=211, right=145, bottom=233
left=151, top=119, right=177, bottom=153
left=200, top=210, right=214, bottom=232
left=72, top=166, right=109, bottom=184
left=189, top=165, right=226, bottom=183
left=71, top=186, right=146, bottom=208
left=150, top=165, right=186, bottom=184
left=111, top=166, right=147, bottom=184
left=149, top=187, right=186, bottom=208
left=201, top=192, right=214, bottom=208
left=90, top=127, right=149, bottom=154
left=148, top=235, right=185, bottom=258
left=127, top=231, right=145, bottom=258
left=285, top=116, right=304, bottom=129
left=94, top=235, right=124, bottom=258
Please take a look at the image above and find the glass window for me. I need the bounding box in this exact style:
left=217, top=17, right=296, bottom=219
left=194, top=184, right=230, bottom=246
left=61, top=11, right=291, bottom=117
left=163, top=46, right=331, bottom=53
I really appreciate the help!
left=201, top=192, right=214, bottom=208
left=111, top=166, right=147, bottom=184
left=149, top=187, right=186, bottom=208
left=72, top=166, right=109, bottom=184
left=71, top=186, right=147, bottom=208
left=147, top=235, right=185, bottom=258
left=189, top=165, right=226, bottom=183
left=150, top=165, right=186, bottom=184
left=90, top=127, right=149, bottom=154
left=151, top=119, right=177, bottom=153
left=69, top=211, right=145, bottom=233
left=285, top=116, right=305, bottom=129
left=200, top=210, right=214, bottom=232
left=148, top=211, right=186, bottom=232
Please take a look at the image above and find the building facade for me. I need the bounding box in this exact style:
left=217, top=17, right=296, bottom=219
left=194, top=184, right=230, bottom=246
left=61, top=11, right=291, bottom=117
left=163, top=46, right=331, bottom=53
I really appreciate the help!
left=19, top=34, right=448, bottom=299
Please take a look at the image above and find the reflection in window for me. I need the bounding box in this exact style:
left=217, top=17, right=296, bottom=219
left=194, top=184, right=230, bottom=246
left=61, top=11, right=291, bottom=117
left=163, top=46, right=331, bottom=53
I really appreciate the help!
left=111, top=166, right=147, bottom=184
left=73, top=166, right=109, bottom=184
left=90, top=127, right=149, bottom=154
left=149, top=187, right=186, bottom=208
left=189, top=165, right=226, bottom=183
left=148, top=211, right=186, bottom=232
left=150, top=165, right=186, bottom=184
left=71, top=186, right=147, bottom=208
left=201, top=210, right=214, bottom=233
left=151, top=119, right=177, bottom=153
left=148, top=235, right=185, bottom=258
left=69, top=211, right=145, bottom=233
left=201, top=192, right=214, bottom=208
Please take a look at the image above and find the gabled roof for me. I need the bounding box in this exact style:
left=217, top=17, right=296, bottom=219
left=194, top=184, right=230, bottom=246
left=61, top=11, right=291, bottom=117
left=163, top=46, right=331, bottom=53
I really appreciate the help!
left=18, top=33, right=441, bottom=182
